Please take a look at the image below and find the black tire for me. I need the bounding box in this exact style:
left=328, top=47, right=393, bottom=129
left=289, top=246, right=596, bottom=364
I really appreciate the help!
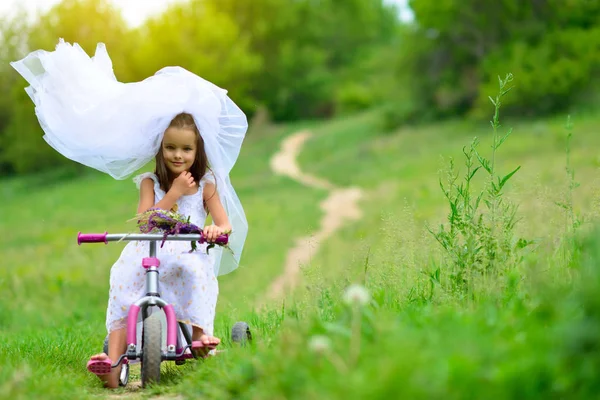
left=103, top=335, right=109, bottom=354
left=141, top=313, right=162, bottom=387
left=102, top=335, right=129, bottom=387
left=231, top=322, right=252, bottom=346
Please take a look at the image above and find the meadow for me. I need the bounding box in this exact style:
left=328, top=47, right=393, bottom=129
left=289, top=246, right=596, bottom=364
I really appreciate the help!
left=2, top=89, right=600, bottom=398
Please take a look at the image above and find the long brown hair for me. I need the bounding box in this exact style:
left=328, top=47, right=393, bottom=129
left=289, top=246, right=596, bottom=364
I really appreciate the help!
left=155, top=113, right=210, bottom=192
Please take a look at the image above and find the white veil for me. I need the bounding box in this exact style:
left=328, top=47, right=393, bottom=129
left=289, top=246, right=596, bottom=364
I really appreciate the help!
left=11, top=40, right=248, bottom=276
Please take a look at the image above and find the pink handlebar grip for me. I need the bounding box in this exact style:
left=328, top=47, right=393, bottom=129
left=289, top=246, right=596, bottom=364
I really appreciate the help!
left=77, top=232, right=108, bottom=245
left=200, top=233, right=229, bottom=245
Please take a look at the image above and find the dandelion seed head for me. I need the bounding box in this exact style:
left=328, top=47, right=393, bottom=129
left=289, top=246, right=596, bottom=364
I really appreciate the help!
left=343, top=284, right=370, bottom=306
left=309, top=335, right=331, bottom=355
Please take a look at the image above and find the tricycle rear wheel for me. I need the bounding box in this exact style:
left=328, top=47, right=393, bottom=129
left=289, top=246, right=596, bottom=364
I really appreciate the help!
left=231, top=321, right=252, bottom=346
left=103, top=335, right=130, bottom=386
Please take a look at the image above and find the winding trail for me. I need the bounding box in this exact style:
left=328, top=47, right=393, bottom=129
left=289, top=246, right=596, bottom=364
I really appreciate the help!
left=266, top=131, right=364, bottom=299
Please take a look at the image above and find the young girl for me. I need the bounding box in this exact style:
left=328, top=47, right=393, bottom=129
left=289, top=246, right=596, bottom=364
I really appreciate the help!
left=90, top=112, right=229, bottom=388
left=11, top=40, right=248, bottom=389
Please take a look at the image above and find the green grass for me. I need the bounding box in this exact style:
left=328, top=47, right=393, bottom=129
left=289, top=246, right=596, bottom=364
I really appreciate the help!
left=2, top=107, right=600, bottom=398
left=296, top=110, right=600, bottom=282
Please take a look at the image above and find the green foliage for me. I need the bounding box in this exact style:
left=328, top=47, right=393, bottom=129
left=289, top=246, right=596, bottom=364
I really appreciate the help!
left=383, top=0, right=600, bottom=126
left=26, top=0, right=130, bottom=67
left=0, top=85, right=78, bottom=174
left=558, top=225, right=600, bottom=395
left=474, top=27, right=600, bottom=117
left=556, top=116, right=583, bottom=232
left=0, top=12, right=34, bottom=174
left=204, top=0, right=398, bottom=120
left=130, top=0, right=261, bottom=113
left=334, top=41, right=402, bottom=116
left=429, top=75, right=531, bottom=292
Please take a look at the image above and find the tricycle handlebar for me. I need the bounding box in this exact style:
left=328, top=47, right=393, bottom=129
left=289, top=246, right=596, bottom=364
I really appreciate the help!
left=77, top=232, right=229, bottom=245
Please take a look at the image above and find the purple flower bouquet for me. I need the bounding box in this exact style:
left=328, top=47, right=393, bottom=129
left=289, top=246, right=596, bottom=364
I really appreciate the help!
left=131, top=208, right=230, bottom=253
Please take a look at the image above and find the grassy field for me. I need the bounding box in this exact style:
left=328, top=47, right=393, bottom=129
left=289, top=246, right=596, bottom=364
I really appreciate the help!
left=299, top=109, right=600, bottom=272
left=2, top=101, right=600, bottom=399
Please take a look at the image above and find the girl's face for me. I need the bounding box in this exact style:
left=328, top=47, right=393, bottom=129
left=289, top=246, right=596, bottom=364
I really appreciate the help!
left=161, top=127, right=197, bottom=175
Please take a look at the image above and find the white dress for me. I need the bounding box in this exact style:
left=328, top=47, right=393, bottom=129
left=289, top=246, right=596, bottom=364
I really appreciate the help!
left=106, top=172, right=218, bottom=335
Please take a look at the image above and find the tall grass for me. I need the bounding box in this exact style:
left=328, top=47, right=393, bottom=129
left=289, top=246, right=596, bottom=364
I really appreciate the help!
left=428, top=74, right=532, bottom=295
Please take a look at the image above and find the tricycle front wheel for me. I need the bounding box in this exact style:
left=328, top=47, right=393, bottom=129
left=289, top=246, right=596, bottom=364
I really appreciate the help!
left=141, top=314, right=162, bottom=387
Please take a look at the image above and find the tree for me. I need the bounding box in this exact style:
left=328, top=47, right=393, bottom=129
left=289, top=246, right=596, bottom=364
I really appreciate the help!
left=128, top=0, right=261, bottom=115
left=205, top=0, right=398, bottom=120
left=0, top=11, right=30, bottom=173
left=391, top=0, right=600, bottom=120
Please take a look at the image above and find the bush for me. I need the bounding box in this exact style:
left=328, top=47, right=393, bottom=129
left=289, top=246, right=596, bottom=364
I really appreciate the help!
left=473, top=27, right=600, bottom=118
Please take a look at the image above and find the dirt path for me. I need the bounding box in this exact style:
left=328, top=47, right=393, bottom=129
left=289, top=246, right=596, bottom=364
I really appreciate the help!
left=266, top=131, right=364, bottom=299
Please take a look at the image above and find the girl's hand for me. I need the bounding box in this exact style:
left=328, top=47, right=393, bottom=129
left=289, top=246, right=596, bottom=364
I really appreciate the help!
left=171, top=171, right=195, bottom=196
left=203, top=224, right=227, bottom=243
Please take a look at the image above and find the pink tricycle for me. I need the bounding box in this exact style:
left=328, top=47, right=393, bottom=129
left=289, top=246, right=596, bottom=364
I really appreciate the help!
left=78, top=231, right=252, bottom=387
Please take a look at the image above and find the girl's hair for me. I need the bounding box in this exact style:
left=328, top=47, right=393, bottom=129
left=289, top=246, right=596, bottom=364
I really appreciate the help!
left=155, top=113, right=215, bottom=204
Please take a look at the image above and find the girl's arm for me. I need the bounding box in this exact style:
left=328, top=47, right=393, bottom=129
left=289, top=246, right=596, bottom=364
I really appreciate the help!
left=137, top=172, right=196, bottom=214
left=137, top=178, right=180, bottom=214
left=203, top=182, right=232, bottom=241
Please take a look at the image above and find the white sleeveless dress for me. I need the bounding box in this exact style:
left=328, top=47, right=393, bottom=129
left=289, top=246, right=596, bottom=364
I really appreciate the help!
left=106, top=172, right=218, bottom=335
